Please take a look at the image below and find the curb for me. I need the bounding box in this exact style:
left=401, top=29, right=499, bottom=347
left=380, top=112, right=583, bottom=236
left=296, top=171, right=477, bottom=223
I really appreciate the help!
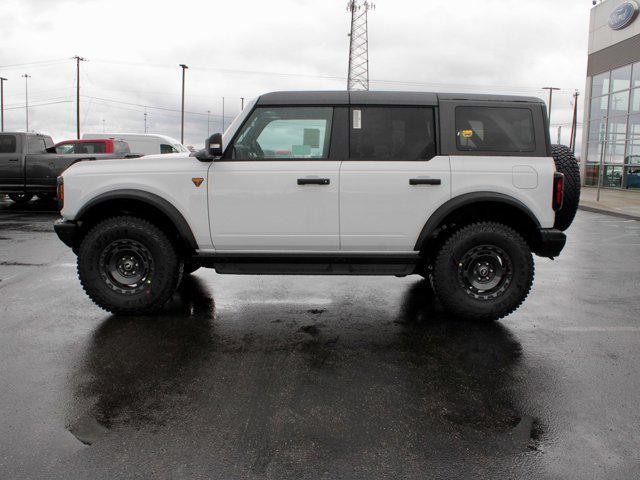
left=579, top=205, right=640, bottom=221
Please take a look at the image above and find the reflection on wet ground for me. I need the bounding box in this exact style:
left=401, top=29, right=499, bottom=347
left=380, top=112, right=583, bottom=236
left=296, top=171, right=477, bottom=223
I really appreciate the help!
left=65, top=276, right=536, bottom=477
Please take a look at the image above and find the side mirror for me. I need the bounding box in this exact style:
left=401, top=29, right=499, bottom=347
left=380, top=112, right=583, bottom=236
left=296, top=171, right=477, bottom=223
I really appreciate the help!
left=195, top=133, right=223, bottom=162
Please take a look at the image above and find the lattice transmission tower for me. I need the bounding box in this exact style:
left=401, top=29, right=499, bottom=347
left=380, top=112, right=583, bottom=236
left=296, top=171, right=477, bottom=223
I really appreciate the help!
left=346, top=1, right=375, bottom=91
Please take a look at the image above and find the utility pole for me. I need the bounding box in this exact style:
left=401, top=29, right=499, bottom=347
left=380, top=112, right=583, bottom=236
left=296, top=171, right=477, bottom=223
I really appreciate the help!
left=347, top=1, right=375, bottom=91
left=0, top=77, right=6, bottom=132
left=102, top=119, right=105, bottom=133
left=207, top=110, right=211, bottom=136
left=222, top=97, right=225, bottom=132
left=144, top=108, right=148, bottom=133
left=72, top=56, right=86, bottom=139
left=179, top=64, right=188, bottom=143
left=557, top=126, right=562, bottom=144
left=240, top=97, right=245, bottom=110
left=21, top=74, right=31, bottom=132
left=542, top=87, right=560, bottom=127
left=569, top=90, right=580, bottom=152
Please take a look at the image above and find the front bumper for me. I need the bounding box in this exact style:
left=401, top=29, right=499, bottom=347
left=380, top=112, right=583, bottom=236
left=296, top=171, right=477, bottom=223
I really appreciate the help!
left=534, top=228, right=566, bottom=258
left=53, top=219, right=78, bottom=249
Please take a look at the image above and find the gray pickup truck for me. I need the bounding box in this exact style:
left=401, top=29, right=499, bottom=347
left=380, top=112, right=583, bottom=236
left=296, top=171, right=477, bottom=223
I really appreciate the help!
left=0, top=132, right=135, bottom=204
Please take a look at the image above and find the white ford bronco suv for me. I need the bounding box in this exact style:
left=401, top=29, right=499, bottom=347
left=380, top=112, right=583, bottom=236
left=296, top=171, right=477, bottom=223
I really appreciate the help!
left=54, top=91, right=580, bottom=321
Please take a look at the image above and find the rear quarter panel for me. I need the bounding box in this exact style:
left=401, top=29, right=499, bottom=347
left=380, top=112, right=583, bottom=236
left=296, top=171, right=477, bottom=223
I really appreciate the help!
left=449, top=156, right=556, bottom=228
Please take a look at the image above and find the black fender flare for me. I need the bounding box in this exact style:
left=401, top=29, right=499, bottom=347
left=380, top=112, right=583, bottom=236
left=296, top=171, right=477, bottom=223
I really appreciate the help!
left=413, top=192, right=542, bottom=251
left=75, top=189, right=198, bottom=250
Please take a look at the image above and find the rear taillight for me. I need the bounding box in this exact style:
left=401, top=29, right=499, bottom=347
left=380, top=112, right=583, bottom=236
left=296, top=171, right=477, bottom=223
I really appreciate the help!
left=552, top=172, right=564, bottom=211
left=56, top=176, right=64, bottom=210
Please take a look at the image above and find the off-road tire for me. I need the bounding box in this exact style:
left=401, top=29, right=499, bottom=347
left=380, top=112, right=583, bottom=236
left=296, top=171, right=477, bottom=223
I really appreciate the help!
left=432, top=222, right=534, bottom=322
left=8, top=193, right=34, bottom=204
left=77, top=216, right=182, bottom=315
left=551, top=144, right=580, bottom=231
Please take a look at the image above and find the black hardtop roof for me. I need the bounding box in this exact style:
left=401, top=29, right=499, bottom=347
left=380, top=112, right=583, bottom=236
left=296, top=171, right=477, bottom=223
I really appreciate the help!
left=257, top=90, right=545, bottom=106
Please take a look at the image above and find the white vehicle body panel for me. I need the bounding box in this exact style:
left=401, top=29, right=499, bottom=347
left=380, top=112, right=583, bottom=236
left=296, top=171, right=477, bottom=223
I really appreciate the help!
left=60, top=154, right=214, bottom=249
left=208, top=161, right=340, bottom=251
left=60, top=95, right=558, bottom=256
left=449, top=156, right=556, bottom=228
left=82, top=133, right=188, bottom=156
left=339, top=156, right=452, bottom=251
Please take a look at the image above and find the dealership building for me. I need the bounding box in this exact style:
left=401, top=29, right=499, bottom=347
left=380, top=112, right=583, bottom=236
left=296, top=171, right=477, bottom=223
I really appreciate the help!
left=582, top=0, right=640, bottom=190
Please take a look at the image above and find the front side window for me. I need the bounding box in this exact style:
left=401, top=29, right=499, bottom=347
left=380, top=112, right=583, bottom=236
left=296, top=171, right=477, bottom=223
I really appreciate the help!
left=455, top=106, right=535, bottom=153
left=231, top=107, right=333, bottom=160
left=349, top=107, right=436, bottom=160
left=27, top=137, right=47, bottom=154
left=0, top=135, right=17, bottom=153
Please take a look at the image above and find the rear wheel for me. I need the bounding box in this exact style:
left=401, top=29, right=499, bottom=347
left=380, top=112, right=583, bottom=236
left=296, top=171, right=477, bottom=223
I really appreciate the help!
left=77, top=216, right=182, bottom=315
left=8, top=193, right=33, bottom=204
left=432, top=222, right=534, bottom=321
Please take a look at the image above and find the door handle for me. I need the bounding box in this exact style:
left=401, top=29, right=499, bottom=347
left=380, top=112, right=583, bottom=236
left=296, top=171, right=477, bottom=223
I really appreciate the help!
left=8, top=158, right=19, bottom=162
left=409, top=178, right=441, bottom=185
left=297, top=178, right=330, bottom=185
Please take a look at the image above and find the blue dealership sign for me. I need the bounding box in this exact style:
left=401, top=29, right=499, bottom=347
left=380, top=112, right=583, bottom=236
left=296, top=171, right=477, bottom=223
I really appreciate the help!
left=609, top=1, right=639, bottom=30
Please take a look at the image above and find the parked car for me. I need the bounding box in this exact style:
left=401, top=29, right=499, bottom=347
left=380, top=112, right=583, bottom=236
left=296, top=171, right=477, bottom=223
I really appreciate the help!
left=55, top=138, right=130, bottom=155
left=81, top=133, right=189, bottom=156
left=0, top=132, right=136, bottom=204
left=54, top=91, right=580, bottom=321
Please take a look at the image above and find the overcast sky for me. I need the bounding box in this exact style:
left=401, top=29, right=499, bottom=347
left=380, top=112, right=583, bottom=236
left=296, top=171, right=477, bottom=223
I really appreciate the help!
left=0, top=0, right=590, bottom=153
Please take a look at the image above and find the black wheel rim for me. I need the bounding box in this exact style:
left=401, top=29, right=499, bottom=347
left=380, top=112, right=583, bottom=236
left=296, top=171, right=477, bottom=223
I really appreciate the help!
left=98, top=239, right=154, bottom=294
left=457, top=245, right=513, bottom=300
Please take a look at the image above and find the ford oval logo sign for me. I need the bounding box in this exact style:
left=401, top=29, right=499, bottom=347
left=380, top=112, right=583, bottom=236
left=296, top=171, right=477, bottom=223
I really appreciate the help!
left=609, top=1, right=639, bottom=30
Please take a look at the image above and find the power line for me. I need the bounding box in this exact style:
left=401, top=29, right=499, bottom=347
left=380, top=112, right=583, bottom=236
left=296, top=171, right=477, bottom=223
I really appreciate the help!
left=0, top=58, right=69, bottom=68
left=4, top=100, right=72, bottom=111
left=89, top=58, right=580, bottom=93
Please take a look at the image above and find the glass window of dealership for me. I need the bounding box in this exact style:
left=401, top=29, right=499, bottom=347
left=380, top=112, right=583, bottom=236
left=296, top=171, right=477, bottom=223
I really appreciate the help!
left=585, top=63, right=640, bottom=190
left=583, top=0, right=640, bottom=191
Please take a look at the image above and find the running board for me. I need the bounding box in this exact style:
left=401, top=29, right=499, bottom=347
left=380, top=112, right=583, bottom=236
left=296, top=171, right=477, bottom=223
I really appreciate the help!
left=193, top=252, right=421, bottom=275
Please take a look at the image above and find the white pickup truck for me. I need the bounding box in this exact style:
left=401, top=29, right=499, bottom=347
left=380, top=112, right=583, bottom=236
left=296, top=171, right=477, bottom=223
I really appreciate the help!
left=54, top=91, right=579, bottom=321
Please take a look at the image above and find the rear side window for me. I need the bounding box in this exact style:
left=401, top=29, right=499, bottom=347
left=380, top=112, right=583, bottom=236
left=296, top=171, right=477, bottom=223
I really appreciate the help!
left=455, top=106, right=535, bottom=153
left=0, top=135, right=16, bottom=153
left=74, top=142, right=107, bottom=154
left=160, top=144, right=177, bottom=154
left=114, top=141, right=130, bottom=154
left=350, top=107, right=436, bottom=160
left=27, top=137, right=47, bottom=154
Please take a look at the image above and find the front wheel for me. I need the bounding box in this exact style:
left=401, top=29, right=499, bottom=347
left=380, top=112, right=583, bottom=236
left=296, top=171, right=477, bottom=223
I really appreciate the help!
left=432, top=222, right=534, bottom=322
left=77, top=216, right=183, bottom=315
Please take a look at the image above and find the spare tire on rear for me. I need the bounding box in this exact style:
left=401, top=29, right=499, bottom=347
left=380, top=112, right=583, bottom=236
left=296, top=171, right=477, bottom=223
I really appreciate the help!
left=551, top=144, right=580, bottom=231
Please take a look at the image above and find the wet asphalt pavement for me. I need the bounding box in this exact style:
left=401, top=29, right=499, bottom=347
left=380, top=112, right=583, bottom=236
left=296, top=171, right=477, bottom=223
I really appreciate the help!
left=0, top=196, right=639, bottom=479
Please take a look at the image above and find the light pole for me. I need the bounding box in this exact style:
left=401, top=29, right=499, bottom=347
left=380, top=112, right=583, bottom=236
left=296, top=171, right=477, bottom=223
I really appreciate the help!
left=21, top=74, right=31, bottom=132
left=543, top=87, right=560, bottom=128
left=144, top=109, right=148, bottom=133
left=0, top=77, right=7, bottom=132
left=179, top=64, right=188, bottom=143
left=72, top=56, right=86, bottom=139
left=222, top=96, right=225, bottom=133
left=102, top=119, right=106, bottom=133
